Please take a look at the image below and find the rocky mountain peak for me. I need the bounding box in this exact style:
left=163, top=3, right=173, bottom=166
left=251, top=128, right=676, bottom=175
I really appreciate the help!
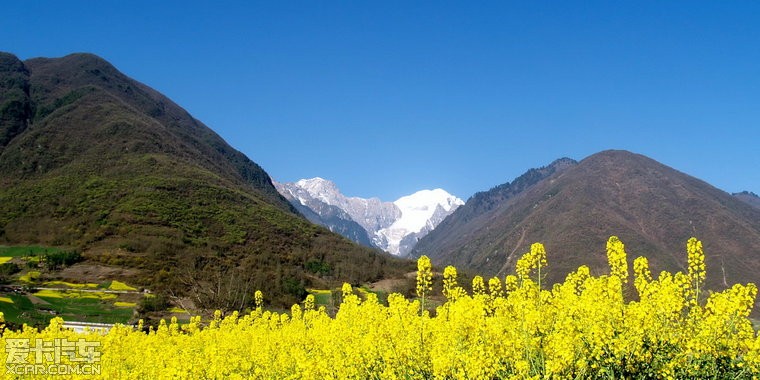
left=275, top=179, right=463, bottom=256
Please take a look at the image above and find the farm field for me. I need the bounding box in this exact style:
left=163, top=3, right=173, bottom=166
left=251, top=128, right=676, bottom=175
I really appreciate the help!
left=1, top=237, right=759, bottom=379
left=0, top=246, right=144, bottom=327
left=0, top=245, right=65, bottom=257
left=0, top=292, right=134, bottom=326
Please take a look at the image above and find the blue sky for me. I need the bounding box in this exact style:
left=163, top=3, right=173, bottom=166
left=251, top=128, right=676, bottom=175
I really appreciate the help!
left=3, top=1, right=759, bottom=200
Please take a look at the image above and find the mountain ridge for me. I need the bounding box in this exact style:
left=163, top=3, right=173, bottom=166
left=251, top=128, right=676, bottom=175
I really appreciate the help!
left=275, top=177, right=463, bottom=255
left=274, top=179, right=376, bottom=247
left=734, top=191, right=760, bottom=210
left=413, top=157, right=577, bottom=259
left=0, top=52, right=410, bottom=308
left=414, top=150, right=760, bottom=290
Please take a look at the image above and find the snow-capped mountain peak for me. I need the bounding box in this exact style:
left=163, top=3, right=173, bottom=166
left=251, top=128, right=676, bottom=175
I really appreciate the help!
left=389, top=189, right=464, bottom=233
left=377, top=189, right=464, bottom=256
left=274, top=179, right=463, bottom=256
left=294, top=178, right=340, bottom=202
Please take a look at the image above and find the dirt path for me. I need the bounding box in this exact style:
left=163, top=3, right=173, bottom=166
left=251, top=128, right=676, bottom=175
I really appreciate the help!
left=498, top=227, right=526, bottom=277
left=368, top=278, right=406, bottom=293
left=26, top=294, right=50, bottom=305
left=368, top=272, right=416, bottom=293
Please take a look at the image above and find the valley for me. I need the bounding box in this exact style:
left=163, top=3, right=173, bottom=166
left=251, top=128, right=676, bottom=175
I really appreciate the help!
left=0, top=52, right=414, bottom=320
left=4, top=3, right=759, bottom=377
left=1, top=50, right=759, bottom=330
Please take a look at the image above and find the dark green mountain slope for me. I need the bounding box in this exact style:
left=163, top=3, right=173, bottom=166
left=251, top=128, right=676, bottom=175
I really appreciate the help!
left=0, top=52, right=409, bottom=308
left=415, top=150, right=760, bottom=291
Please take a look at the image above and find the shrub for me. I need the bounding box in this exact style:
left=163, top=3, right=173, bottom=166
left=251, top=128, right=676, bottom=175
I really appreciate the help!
left=43, top=250, right=82, bottom=270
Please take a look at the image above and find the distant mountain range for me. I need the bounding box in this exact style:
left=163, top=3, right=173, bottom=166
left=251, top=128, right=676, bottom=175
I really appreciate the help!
left=0, top=52, right=409, bottom=308
left=414, top=150, right=760, bottom=291
left=275, top=178, right=463, bottom=256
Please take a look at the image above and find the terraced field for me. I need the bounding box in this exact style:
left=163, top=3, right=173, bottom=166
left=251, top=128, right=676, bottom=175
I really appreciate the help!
left=0, top=245, right=145, bottom=327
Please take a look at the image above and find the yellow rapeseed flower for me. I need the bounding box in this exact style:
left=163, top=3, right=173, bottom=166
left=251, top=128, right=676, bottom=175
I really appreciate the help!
left=0, top=236, right=754, bottom=379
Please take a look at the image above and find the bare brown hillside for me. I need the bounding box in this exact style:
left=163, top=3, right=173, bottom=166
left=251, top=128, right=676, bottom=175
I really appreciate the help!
left=415, top=150, right=760, bottom=291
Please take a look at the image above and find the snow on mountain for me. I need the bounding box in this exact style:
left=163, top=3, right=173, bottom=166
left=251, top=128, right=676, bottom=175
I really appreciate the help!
left=274, top=178, right=463, bottom=256
left=274, top=181, right=376, bottom=248
left=377, top=189, right=465, bottom=256
left=290, top=178, right=400, bottom=235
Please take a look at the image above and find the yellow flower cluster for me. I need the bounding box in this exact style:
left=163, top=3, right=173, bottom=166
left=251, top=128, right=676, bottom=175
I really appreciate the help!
left=416, top=255, right=433, bottom=298
left=416, top=255, right=433, bottom=313
left=687, top=237, right=706, bottom=301
left=606, top=235, right=628, bottom=283
left=443, top=265, right=465, bottom=301
left=1, top=236, right=759, bottom=379
left=516, top=242, right=547, bottom=282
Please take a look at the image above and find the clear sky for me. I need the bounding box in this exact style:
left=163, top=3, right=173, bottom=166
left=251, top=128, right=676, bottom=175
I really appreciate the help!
left=3, top=1, right=759, bottom=201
